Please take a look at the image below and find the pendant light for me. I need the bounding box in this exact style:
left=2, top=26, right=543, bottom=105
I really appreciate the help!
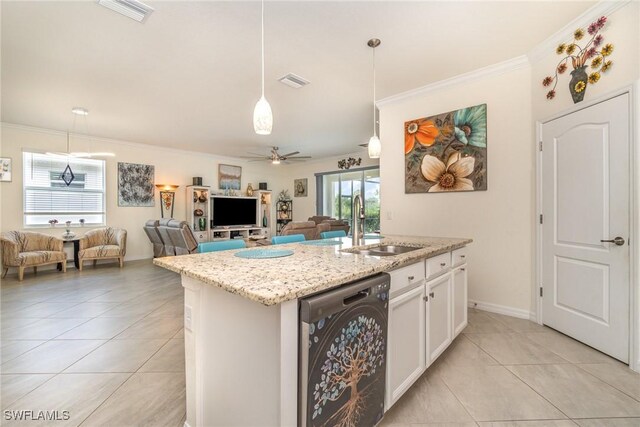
left=60, top=132, right=75, bottom=186
left=253, top=0, right=273, bottom=135
left=367, top=38, right=381, bottom=159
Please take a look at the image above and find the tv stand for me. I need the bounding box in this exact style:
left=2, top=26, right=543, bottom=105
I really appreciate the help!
left=211, top=226, right=265, bottom=241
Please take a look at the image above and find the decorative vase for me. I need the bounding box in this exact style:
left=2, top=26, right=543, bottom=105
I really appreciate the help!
left=247, top=183, right=254, bottom=197
left=262, top=209, right=268, bottom=227
left=199, top=217, right=206, bottom=231
left=198, top=192, right=207, bottom=203
left=569, top=66, right=588, bottom=104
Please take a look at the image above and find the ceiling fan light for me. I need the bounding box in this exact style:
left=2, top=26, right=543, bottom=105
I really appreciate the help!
left=368, top=135, right=381, bottom=159
left=253, top=96, right=273, bottom=135
left=272, top=158, right=280, bottom=165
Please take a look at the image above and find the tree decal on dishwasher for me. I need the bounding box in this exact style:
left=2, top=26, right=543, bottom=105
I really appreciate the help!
left=311, top=315, right=385, bottom=426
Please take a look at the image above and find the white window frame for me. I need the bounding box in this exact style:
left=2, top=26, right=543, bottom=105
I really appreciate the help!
left=22, top=150, right=107, bottom=228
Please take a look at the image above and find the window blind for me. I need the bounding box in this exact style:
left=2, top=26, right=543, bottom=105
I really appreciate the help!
left=23, top=152, right=106, bottom=226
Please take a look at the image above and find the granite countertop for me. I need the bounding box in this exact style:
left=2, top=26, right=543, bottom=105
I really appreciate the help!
left=153, top=235, right=472, bottom=306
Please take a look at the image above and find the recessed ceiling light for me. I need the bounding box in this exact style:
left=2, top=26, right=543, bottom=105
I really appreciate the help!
left=278, top=73, right=310, bottom=89
left=71, top=107, right=89, bottom=116
left=97, top=0, right=154, bottom=23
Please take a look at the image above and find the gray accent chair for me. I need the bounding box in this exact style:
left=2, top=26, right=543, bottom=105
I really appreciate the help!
left=280, top=221, right=319, bottom=241
left=143, top=220, right=166, bottom=258
left=165, top=220, right=199, bottom=255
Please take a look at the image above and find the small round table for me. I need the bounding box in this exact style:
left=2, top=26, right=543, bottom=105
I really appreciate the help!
left=58, top=238, right=81, bottom=270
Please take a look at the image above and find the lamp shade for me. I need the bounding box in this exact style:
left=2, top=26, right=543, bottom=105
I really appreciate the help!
left=253, top=96, right=273, bottom=135
left=367, top=135, right=381, bottom=159
left=155, top=184, right=179, bottom=191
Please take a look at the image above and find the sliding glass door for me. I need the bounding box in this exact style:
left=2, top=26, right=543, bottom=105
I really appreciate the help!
left=317, top=167, right=380, bottom=234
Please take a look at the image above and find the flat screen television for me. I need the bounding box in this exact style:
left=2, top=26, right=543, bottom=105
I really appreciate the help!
left=211, top=196, right=258, bottom=227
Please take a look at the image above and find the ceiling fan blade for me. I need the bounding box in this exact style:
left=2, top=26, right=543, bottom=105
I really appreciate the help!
left=359, top=143, right=369, bottom=147
left=245, top=151, right=269, bottom=157
left=279, top=151, right=300, bottom=158
left=248, top=159, right=268, bottom=162
left=287, top=156, right=312, bottom=159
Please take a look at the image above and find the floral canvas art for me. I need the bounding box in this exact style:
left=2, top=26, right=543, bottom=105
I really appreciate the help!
left=405, top=104, right=487, bottom=193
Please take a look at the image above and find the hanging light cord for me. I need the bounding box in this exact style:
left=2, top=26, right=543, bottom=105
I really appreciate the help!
left=372, top=45, right=377, bottom=137
left=261, top=0, right=265, bottom=98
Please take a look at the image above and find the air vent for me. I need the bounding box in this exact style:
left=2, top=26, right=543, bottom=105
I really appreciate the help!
left=278, top=73, right=310, bottom=89
left=97, top=0, right=154, bottom=23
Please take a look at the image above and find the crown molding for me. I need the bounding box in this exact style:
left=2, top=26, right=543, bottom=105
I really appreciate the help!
left=0, top=122, right=269, bottom=165
left=376, top=55, right=529, bottom=108
left=527, top=0, right=631, bottom=63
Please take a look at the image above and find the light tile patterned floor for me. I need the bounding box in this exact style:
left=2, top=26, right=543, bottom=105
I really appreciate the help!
left=2, top=261, right=640, bottom=426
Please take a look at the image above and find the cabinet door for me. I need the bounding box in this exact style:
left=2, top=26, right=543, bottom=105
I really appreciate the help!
left=385, top=285, right=426, bottom=409
left=427, top=274, right=452, bottom=364
left=452, top=266, right=468, bottom=337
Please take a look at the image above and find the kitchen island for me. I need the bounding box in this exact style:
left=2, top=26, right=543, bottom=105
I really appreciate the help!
left=154, top=235, right=471, bottom=427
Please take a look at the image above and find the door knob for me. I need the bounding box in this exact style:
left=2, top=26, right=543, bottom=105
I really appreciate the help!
left=600, top=237, right=625, bottom=246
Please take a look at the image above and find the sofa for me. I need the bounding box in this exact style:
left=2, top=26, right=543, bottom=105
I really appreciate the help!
left=143, top=219, right=166, bottom=257
left=78, top=227, right=127, bottom=271
left=280, top=221, right=319, bottom=241
left=309, top=216, right=350, bottom=236
left=1, top=231, right=67, bottom=281
left=164, top=220, right=198, bottom=255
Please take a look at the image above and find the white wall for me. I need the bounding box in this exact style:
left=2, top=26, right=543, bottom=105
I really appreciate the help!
left=378, top=65, right=534, bottom=314
left=0, top=124, right=288, bottom=261
left=283, top=152, right=379, bottom=222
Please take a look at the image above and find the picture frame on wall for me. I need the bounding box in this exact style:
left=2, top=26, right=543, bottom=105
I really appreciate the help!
left=117, top=162, right=155, bottom=207
left=218, top=164, right=242, bottom=190
left=0, top=157, right=12, bottom=182
left=294, top=178, right=308, bottom=197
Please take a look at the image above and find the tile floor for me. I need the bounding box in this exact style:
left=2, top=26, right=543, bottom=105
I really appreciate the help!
left=2, top=261, right=639, bottom=427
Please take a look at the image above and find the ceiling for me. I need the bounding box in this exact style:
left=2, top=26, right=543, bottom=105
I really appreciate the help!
left=1, top=1, right=595, bottom=159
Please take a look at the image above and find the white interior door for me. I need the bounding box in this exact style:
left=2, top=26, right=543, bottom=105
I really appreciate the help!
left=541, top=93, right=630, bottom=363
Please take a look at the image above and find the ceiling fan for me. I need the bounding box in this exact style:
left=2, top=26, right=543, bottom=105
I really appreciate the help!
left=242, top=146, right=311, bottom=164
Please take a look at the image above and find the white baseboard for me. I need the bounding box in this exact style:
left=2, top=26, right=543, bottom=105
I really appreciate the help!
left=468, top=299, right=531, bottom=320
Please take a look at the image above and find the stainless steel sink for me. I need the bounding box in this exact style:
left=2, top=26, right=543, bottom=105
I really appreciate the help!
left=345, top=245, right=423, bottom=257
left=371, top=245, right=422, bottom=255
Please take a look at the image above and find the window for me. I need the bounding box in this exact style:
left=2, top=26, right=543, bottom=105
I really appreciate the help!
left=23, top=152, right=106, bottom=226
left=316, top=167, right=380, bottom=233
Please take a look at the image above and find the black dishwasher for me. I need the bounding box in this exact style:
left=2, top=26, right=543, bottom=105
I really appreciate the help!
left=299, top=273, right=390, bottom=427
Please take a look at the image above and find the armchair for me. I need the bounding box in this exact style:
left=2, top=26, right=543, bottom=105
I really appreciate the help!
left=78, top=227, right=127, bottom=271
left=1, top=231, right=66, bottom=281
left=280, top=221, right=319, bottom=241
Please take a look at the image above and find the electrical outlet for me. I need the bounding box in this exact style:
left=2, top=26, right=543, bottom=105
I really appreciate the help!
left=184, top=305, right=193, bottom=331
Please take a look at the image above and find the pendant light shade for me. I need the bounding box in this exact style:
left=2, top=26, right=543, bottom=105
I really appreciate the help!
left=253, top=0, right=273, bottom=135
left=368, top=135, right=381, bottom=158
left=367, top=38, right=381, bottom=159
left=254, top=96, right=273, bottom=135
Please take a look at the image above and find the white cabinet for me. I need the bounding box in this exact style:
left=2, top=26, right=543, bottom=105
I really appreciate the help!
left=452, top=265, right=468, bottom=337
left=389, top=261, right=425, bottom=298
left=385, top=284, right=426, bottom=408
left=426, top=252, right=450, bottom=280
left=426, top=273, right=452, bottom=364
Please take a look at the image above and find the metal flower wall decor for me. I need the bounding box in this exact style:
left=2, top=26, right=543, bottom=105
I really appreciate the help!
left=543, top=16, right=614, bottom=104
left=338, top=157, right=362, bottom=170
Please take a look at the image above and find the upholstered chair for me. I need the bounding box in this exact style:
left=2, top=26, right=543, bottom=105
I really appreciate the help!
left=308, top=215, right=333, bottom=225
left=1, top=231, right=66, bottom=281
left=143, top=219, right=165, bottom=257
left=78, top=227, right=127, bottom=271
left=157, top=219, right=175, bottom=256
left=280, top=221, right=319, bottom=241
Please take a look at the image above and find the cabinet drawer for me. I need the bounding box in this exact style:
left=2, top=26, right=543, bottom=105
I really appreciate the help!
left=426, top=253, right=450, bottom=279
left=451, top=247, right=468, bottom=267
left=389, top=262, right=425, bottom=297
left=193, top=231, right=209, bottom=242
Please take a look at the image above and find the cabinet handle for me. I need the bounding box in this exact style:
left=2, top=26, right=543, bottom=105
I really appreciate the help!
left=460, top=255, right=466, bottom=258
left=440, top=262, right=446, bottom=267
left=408, top=275, right=415, bottom=281
left=429, top=292, right=435, bottom=298
left=423, top=296, right=428, bottom=302
left=461, top=268, right=466, bottom=271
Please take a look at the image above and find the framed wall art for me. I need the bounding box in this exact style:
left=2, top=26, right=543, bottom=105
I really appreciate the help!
left=294, top=178, right=308, bottom=197
left=0, top=157, right=12, bottom=182
left=218, top=164, right=242, bottom=191
left=405, top=103, right=487, bottom=193
left=117, top=162, right=155, bottom=207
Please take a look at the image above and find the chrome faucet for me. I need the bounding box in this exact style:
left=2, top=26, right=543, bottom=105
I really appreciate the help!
left=352, top=194, right=365, bottom=246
